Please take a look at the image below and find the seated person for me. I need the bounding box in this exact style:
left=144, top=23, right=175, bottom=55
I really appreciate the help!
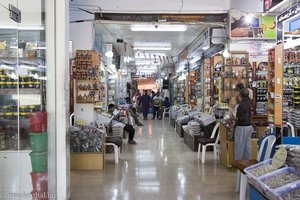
left=125, top=97, right=143, bottom=126
left=108, top=104, right=137, bottom=144
left=163, top=97, right=171, bottom=108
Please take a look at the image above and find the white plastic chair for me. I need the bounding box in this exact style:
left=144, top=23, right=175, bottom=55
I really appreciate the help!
left=197, top=122, right=220, bottom=164
left=162, top=107, right=171, bottom=119
left=286, top=122, right=295, bottom=137
left=95, top=120, right=121, bottom=164
left=69, top=113, right=74, bottom=126
left=236, top=134, right=276, bottom=200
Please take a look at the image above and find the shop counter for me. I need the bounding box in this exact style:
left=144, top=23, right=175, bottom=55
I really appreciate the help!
left=176, top=121, right=186, bottom=137
left=220, top=122, right=258, bottom=168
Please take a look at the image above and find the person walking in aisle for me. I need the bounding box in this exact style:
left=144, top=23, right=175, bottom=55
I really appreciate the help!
left=152, top=92, right=164, bottom=119
left=108, top=104, right=137, bottom=144
left=140, top=90, right=152, bottom=120
left=234, top=89, right=253, bottom=160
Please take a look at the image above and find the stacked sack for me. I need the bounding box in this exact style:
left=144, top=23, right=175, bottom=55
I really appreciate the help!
left=187, top=121, right=201, bottom=135
left=29, top=112, right=48, bottom=200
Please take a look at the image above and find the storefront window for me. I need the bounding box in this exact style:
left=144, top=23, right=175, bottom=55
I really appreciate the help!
left=0, top=0, right=55, bottom=199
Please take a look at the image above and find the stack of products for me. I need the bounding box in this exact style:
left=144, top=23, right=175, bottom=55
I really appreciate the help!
left=28, top=112, right=48, bottom=200
left=70, top=125, right=103, bottom=152
left=187, top=121, right=201, bottom=135
left=289, top=110, right=300, bottom=128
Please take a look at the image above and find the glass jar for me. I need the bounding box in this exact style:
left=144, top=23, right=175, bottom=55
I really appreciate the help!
left=19, top=105, right=29, bottom=112
left=28, top=82, right=34, bottom=88
left=34, top=81, right=40, bottom=89
left=19, top=112, right=29, bottom=119
left=5, top=112, right=14, bottom=120
left=0, top=75, right=7, bottom=82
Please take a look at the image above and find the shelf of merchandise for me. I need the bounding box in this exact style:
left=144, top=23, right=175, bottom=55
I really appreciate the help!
left=170, top=77, right=178, bottom=105
left=107, top=75, right=116, bottom=105
left=189, top=70, right=199, bottom=107
left=253, top=62, right=268, bottom=116
left=282, top=47, right=300, bottom=136
left=75, top=50, right=103, bottom=104
left=267, top=48, right=276, bottom=124
left=212, top=55, right=223, bottom=106
left=177, top=78, right=186, bottom=104
left=204, top=58, right=211, bottom=109
left=219, top=51, right=250, bottom=104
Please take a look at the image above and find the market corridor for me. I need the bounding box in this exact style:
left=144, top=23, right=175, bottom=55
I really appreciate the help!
left=70, top=119, right=238, bottom=200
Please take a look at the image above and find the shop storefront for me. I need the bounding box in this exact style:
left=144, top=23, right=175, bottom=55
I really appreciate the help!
left=0, top=0, right=69, bottom=199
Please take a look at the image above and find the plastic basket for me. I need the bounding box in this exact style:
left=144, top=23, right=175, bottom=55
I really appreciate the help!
left=30, top=172, right=48, bottom=192
left=29, top=112, right=47, bottom=132
left=30, top=152, right=48, bottom=172
left=257, top=167, right=300, bottom=200
left=245, top=159, right=276, bottom=185
left=276, top=180, right=300, bottom=200
left=30, top=133, right=48, bottom=152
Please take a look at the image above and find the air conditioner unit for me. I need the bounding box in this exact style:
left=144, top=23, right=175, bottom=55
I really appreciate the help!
left=211, top=28, right=227, bottom=44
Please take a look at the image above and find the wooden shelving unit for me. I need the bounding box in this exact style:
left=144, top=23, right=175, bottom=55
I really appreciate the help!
left=219, top=51, right=250, bottom=103
left=267, top=48, right=275, bottom=124
left=265, top=45, right=283, bottom=126
left=212, top=55, right=223, bottom=106
left=188, top=70, right=196, bottom=107
left=75, top=50, right=103, bottom=104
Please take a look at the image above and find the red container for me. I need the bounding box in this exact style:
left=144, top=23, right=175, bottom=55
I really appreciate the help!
left=29, top=112, right=47, bottom=132
left=31, top=191, right=49, bottom=200
left=30, top=172, right=48, bottom=192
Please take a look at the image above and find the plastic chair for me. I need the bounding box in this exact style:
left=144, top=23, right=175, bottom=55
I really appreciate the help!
left=197, top=122, right=220, bottom=164
left=95, top=120, right=121, bottom=164
left=162, top=107, right=171, bottom=119
left=69, top=113, right=74, bottom=126
left=286, top=122, right=295, bottom=137
left=233, top=134, right=276, bottom=200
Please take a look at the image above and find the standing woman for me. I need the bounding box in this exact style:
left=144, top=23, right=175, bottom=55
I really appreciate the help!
left=234, top=88, right=253, bottom=160
left=140, top=90, right=151, bottom=120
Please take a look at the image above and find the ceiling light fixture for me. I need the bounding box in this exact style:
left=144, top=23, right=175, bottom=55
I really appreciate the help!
left=130, top=25, right=187, bottom=32
left=105, top=44, right=113, bottom=58
left=133, top=47, right=171, bottom=51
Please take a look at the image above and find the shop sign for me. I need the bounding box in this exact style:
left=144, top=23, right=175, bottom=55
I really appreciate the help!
left=230, top=11, right=276, bottom=39
left=277, top=2, right=300, bottom=43
left=264, top=0, right=284, bottom=12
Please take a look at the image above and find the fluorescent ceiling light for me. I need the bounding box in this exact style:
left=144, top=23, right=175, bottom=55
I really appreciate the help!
left=31, top=47, right=47, bottom=50
left=135, top=60, right=160, bottom=65
left=0, top=25, right=44, bottom=30
left=202, top=46, right=209, bottom=50
left=0, top=64, right=15, bottom=70
left=131, top=25, right=187, bottom=32
left=133, top=47, right=171, bottom=51
left=20, top=65, right=37, bottom=70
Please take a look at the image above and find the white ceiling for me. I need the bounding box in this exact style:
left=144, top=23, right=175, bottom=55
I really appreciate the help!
left=93, top=21, right=207, bottom=59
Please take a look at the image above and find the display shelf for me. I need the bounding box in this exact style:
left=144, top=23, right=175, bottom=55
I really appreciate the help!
left=0, top=88, right=41, bottom=95
left=75, top=50, right=103, bottom=104
left=219, top=52, right=249, bottom=103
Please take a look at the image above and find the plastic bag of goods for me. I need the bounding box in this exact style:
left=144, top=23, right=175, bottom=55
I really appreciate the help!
left=196, top=113, right=216, bottom=126
left=188, top=121, right=201, bottom=135
left=176, top=115, right=190, bottom=125
left=187, top=109, right=201, bottom=118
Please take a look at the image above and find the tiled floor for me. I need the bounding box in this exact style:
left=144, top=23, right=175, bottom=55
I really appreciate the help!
left=70, top=118, right=240, bottom=200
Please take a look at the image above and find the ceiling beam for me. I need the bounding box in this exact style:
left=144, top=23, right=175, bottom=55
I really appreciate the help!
left=94, top=13, right=227, bottom=23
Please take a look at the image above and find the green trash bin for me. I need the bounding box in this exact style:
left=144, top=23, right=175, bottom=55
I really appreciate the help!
left=29, top=132, right=48, bottom=152
left=29, top=152, right=48, bottom=172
